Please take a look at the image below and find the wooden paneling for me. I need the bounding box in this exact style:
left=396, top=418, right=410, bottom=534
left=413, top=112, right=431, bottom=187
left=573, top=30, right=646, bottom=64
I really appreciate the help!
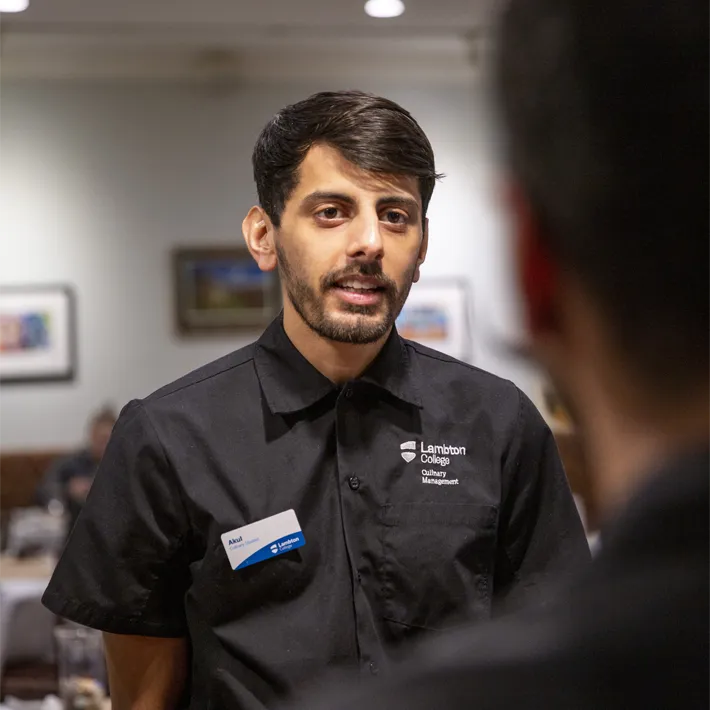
left=0, top=451, right=66, bottom=510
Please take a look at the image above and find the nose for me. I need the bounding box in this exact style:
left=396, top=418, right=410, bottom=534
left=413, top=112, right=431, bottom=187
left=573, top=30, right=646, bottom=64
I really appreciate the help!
left=346, top=213, right=384, bottom=263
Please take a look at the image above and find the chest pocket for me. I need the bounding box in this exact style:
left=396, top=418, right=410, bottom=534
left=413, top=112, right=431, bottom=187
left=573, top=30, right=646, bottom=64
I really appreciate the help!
left=378, top=503, right=498, bottom=637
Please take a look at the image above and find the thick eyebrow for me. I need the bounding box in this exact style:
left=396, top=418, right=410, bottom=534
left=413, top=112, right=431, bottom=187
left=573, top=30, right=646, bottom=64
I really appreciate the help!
left=300, top=192, right=356, bottom=210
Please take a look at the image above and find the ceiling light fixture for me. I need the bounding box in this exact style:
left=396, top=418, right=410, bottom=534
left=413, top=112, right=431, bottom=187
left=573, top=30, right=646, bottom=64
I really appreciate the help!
left=364, top=0, right=405, bottom=19
left=0, top=0, right=30, bottom=12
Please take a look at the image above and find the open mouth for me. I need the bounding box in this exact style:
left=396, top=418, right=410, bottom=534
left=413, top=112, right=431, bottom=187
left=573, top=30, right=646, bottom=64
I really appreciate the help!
left=331, top=277, right=387, bottom=306
left=332, top=278, right=386, bottom=294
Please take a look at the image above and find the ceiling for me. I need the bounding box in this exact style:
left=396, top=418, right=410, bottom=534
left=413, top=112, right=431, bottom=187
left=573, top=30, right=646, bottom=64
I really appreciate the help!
left=0, top=0, right=495, bottom=80
left=2, top=0, right=488, bottom=33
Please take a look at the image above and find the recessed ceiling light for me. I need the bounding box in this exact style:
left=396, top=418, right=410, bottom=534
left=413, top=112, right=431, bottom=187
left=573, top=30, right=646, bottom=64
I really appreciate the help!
left=364, top=0, right=405, bottom=19
left=0, top=0, right=30, bottom=12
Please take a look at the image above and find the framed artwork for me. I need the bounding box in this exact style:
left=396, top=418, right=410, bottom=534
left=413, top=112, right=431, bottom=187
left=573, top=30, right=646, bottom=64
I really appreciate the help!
left=173, top=247, right=281, bottom=335
left=396, top=279, right=471, bottom=361
left=0, top=285, right=77, bottom=384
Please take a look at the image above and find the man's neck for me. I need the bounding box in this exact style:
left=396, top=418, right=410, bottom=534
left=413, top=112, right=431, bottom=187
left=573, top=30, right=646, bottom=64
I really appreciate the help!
left=282, top=305, right=389, bottom=384
left=581, top=388, right=709, bottom=522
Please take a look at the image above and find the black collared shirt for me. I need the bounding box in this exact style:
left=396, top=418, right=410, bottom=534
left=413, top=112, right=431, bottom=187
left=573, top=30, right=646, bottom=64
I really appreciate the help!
left=42, top=315, right=589, bottom=710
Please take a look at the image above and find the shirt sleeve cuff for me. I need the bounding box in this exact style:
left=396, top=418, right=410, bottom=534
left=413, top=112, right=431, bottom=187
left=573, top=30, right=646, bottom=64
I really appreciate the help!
left=42, top=589, right=187, bottom=638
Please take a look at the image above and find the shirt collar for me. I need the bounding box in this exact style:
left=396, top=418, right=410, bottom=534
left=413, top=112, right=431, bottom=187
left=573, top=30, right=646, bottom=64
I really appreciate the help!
left=254, top=314, right=422, bottom=415
left=358, top=325, right=422, bottom=408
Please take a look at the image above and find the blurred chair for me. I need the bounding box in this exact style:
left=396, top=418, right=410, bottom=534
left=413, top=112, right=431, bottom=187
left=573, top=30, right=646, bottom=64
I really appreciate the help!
left=0, top=579, right=56, bottom=674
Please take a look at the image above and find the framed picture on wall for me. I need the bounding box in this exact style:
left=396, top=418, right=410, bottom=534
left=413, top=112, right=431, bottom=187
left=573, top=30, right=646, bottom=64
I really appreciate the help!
left=0, top=285, right=77, bottom=384
left=173, top=247, right=281, bottom=335
left=396, top=279, right=471, bottom=361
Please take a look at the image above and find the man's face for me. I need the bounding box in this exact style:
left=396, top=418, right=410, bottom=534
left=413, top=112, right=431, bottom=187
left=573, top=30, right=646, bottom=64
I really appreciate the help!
left=273, top=144, right=428, bottom=344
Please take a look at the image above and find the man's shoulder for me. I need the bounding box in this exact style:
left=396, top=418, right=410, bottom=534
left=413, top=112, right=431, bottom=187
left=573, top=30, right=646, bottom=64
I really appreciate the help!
left=404, top=338, right=517, bottom=394
left=370, top=457, right=709, bottom=709
left=316, top=552, right=708, bottom=710
left=142, top=341, right=258, bottom=407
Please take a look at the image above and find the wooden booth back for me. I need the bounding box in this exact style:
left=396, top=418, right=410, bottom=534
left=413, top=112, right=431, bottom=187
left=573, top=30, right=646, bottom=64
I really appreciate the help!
left=0, top=450, right=66, bottom=511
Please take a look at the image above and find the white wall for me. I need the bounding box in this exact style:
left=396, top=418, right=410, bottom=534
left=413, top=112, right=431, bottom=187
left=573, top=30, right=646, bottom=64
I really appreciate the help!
left=0, top=79, right=536, bottom=449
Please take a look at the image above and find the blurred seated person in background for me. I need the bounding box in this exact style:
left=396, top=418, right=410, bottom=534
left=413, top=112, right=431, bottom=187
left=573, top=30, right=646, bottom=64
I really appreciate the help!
left=36, top=406, right=116, bottom=532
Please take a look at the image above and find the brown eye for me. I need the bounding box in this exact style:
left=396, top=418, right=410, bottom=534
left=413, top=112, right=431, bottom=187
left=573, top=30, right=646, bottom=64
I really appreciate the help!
left=383, top=211, right=406, bottom=224
left=316, top=207, right=342, bottom=221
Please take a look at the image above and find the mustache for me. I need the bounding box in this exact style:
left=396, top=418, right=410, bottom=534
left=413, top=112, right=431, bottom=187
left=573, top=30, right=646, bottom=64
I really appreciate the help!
left=321, top=263, right=396, bottom=292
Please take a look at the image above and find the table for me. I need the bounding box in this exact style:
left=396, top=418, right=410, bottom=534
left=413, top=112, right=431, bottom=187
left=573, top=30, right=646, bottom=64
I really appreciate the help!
left=0, top=556, right=55, bottom=581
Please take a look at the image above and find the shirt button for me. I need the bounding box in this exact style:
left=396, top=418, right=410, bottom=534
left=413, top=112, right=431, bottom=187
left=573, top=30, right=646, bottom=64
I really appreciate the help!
left=344, top=387, right=353, bottom=399
left=348, top=476, right=361, bottom=491
left=369, top=662, right=379, bottom=675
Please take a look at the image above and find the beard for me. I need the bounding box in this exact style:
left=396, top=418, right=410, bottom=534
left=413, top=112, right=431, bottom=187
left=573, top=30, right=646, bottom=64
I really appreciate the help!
left=275, top=241, right=416, bottom=345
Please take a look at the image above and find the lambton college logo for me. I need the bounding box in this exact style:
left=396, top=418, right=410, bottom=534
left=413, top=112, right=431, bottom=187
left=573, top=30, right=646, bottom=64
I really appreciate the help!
left=400, top=441, right=417, bottom=462
left=399, top=439, right=466, bottom=486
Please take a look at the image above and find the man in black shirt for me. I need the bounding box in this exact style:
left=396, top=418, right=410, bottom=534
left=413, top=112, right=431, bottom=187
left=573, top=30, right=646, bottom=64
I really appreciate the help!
left=42, top=91, right=588, bottom=709
left=295, top=1, right=708, bottom=708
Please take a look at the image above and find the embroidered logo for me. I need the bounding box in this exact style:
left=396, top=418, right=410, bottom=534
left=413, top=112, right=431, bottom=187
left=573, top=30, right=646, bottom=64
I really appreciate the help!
left=400, top=441, right=417, bottom=462
left=399, top=440, right=466, bottom=485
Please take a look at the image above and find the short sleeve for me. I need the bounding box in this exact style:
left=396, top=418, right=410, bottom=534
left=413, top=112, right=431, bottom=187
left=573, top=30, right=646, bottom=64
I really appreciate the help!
left=494, top=389, right=590, bottom=611
left=42, top=400, right=191, bottom=637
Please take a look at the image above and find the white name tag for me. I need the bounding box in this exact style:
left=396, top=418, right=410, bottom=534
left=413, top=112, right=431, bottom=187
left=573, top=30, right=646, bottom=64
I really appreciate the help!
left=220, top=509, right=305, bottom=571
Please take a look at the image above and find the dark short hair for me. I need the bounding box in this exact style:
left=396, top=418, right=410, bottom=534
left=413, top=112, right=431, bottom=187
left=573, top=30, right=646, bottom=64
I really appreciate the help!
left=495, top=0, right=708, bottom=395
left=252, top=90, right=442, bottom=227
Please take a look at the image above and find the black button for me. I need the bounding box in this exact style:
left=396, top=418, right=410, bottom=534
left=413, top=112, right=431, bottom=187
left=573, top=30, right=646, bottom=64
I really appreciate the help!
left=348, top=476, right=361, bottom=490
left=369, top=662, right=379, bottom=675
left=344, top=387, right=353, bottom=399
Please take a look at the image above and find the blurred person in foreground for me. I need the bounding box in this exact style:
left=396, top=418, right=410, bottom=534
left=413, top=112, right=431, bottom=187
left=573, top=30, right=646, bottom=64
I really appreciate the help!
left=36, top=406, right=116, bottom=534
left=40, top=90, right=589, bottom=709
left=293, top=0, right=709, bottom=708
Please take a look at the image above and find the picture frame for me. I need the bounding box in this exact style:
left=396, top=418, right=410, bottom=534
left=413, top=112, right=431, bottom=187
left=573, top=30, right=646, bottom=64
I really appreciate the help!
left=396, top=278, right=472, bottom=361
left=173, top=247, right=281, bottom=335
left=0, top=285, right=77, bottom=384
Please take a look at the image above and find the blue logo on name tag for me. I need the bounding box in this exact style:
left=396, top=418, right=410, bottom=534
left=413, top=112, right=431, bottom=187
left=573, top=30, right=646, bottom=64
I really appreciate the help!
left=235, top=531, right=306, bottom=570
